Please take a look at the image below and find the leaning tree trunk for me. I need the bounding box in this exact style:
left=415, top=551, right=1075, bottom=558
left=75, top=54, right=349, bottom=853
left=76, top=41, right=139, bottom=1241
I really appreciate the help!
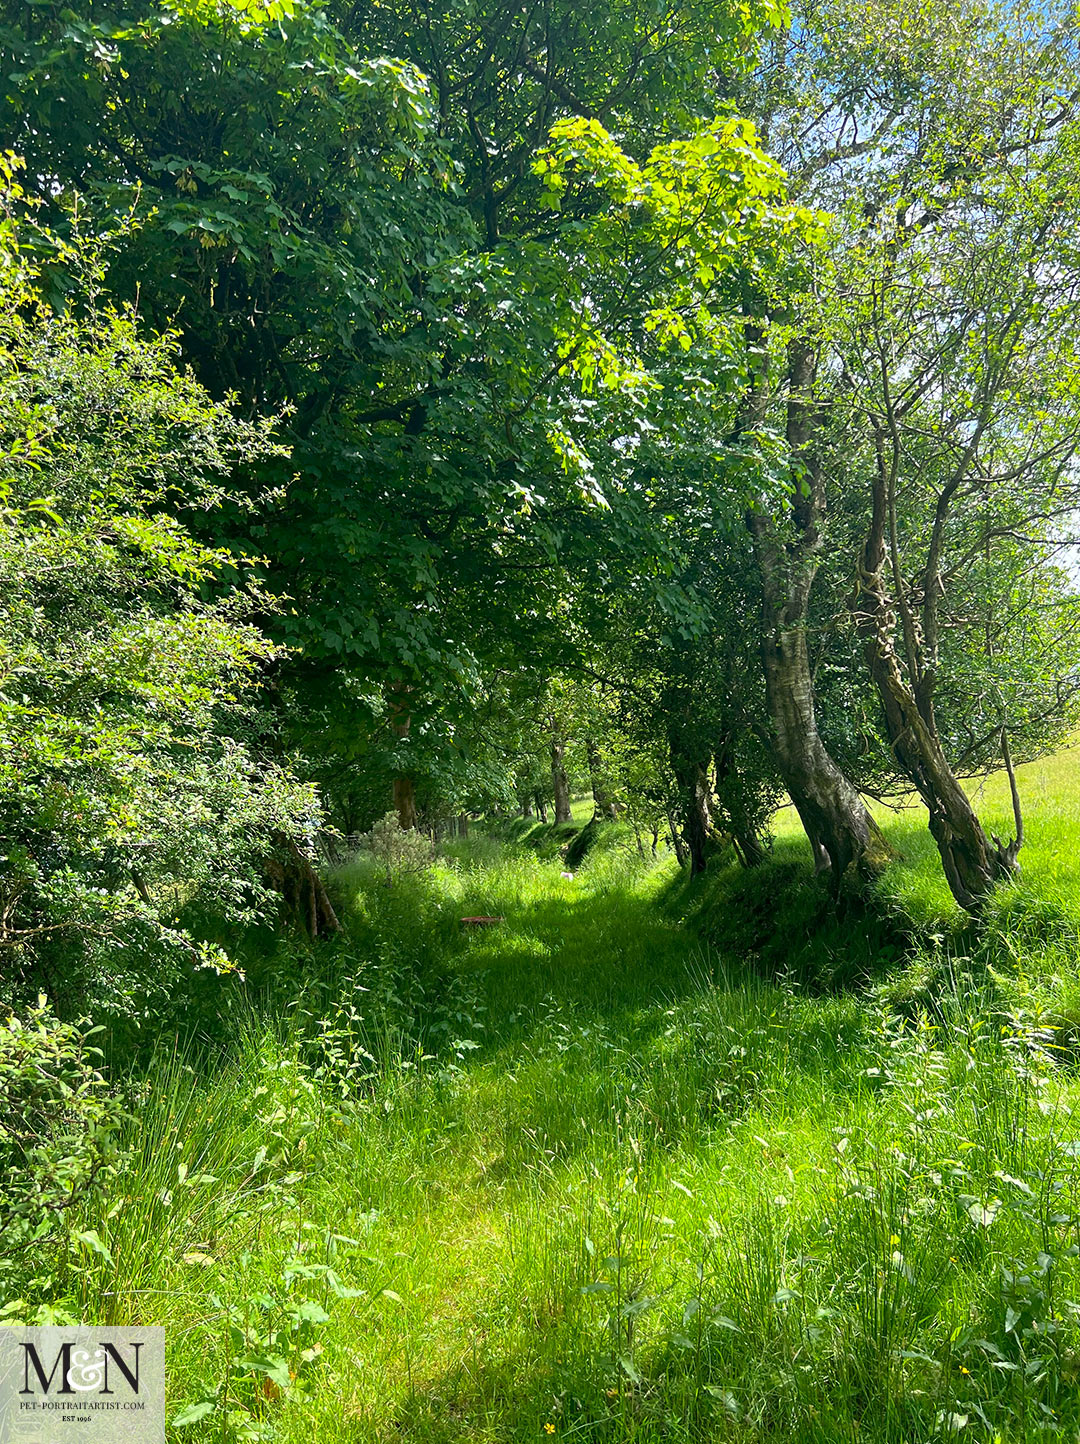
left=861, top=630, right=1013, bottom=908
left=854, top=432, right=1019, bottom=910
left=265, top=831, right=340, bottom=937
left=745, top=335, right=887, bottom=889
left=551, top=724, right=572, bottom=824
left=757, top=620, right=886, bottom=882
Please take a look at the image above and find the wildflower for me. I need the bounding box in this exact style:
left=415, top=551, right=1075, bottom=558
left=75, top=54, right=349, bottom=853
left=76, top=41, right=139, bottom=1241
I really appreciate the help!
left=959, top=1366, right=970, bottom=1375
left=545, top=1425, right=556, bottom=1435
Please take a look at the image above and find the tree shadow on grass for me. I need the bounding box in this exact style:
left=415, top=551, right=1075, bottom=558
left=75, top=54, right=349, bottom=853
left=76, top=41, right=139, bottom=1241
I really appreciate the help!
left=664, top=836, right=923, bottom=994
left=376, top=1298, right=953, bottom=1444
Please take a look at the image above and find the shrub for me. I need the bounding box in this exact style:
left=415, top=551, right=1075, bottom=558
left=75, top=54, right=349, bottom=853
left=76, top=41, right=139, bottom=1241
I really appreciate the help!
left=0, top=165, right=320, bottom=1017
left=0, top=999, right=125, bottom=1291
left=359, top=811, right=435, bottom=887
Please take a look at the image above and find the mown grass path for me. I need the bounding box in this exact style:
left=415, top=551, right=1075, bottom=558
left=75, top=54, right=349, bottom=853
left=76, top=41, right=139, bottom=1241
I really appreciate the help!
left=59, top=780, right=1080, bottom=1443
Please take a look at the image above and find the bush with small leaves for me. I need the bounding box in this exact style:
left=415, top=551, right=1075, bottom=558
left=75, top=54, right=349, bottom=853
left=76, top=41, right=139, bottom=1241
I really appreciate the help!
left=0, top=999, right=125, bottom=1291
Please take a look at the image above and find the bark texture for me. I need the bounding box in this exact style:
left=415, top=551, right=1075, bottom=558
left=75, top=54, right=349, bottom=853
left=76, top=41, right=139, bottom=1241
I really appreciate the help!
left=745, top=336, right=887, bottom=887
left=670, top=747, right=723, bottom=875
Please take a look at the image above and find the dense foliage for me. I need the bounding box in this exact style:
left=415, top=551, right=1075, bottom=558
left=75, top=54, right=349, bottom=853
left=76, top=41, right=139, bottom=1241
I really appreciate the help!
left=5, top=3, right=1080, bottom=1440
left=0, top=170, right=318, bottom=1014
left=0, top=0, right=1076, bottom=958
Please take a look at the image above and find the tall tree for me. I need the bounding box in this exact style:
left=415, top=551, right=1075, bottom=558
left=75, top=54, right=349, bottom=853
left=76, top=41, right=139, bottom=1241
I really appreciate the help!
left=0, top=0, right=794, bottom=771
left=731, top=0, right=1080, bottom=903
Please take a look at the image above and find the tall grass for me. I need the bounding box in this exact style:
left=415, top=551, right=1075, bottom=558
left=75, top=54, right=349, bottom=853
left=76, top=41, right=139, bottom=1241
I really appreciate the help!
left=13, top=751, right=1080, bottom=1442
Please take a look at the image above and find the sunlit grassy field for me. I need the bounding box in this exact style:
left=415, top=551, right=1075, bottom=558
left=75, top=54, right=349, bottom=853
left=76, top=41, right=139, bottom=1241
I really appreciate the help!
left=26, top=750, right=1080, bottom=1443
left=767, top=739, right=1080, bottom=928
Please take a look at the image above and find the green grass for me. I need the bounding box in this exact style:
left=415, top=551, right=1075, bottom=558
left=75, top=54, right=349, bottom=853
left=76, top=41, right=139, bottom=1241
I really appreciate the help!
left=17, top=758, right=1080, bottom=1443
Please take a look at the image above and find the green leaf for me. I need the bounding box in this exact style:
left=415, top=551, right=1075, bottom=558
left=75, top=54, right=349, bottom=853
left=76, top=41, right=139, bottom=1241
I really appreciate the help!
left=618, top=1356, right=642, bottom=1384
left=171, top=1399, right=217, bottom=1427
left=74, top=1229, right=113, bottom=1265
left=238, top=1354, right=291, bottom=1390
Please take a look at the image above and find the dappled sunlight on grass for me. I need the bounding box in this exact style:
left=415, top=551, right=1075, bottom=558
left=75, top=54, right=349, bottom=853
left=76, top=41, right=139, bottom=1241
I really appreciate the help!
left=768, top=741, right=1080, bottom=935
left=39, top=754, right=1080, bottom=1443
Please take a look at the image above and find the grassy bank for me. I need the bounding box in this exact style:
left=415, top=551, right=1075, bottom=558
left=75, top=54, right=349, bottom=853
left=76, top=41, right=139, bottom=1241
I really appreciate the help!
left=13, top=753, right=1080, bottom=1442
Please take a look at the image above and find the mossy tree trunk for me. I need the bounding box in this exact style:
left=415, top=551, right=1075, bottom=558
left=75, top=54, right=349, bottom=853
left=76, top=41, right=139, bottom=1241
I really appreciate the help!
left=745, top=335, right=888, bottom=889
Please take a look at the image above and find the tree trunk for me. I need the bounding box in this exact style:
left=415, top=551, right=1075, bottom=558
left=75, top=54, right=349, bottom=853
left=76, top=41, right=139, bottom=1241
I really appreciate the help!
left=551, top=725, right=572, bottom=824
left=458, top=813, right=469, bottom=838
left=521, top=795, right=534, bottom=819
left=855, top=459, right=1019, bottom=910
left=713, top=740, right=766, bottom=868
left=669, top=743, right=722, bottom=875
left=665, top=806, right=690, bottom=868
left=265, top=831, right=340, bottom=937
left=745, top=334, right=887, bottom=888
left=858, top=634, right=1016, bottom=909
left=393, top=775, right=417, bottom=831
left=732, top=830, right=766, bottom=868
left=758, top=622, right=886, bottom=882
left=586, top=737, right=617, bottom=821
left=534, top=790, right=548, bottom=823
left=389, top=685, right=416, bottom=830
